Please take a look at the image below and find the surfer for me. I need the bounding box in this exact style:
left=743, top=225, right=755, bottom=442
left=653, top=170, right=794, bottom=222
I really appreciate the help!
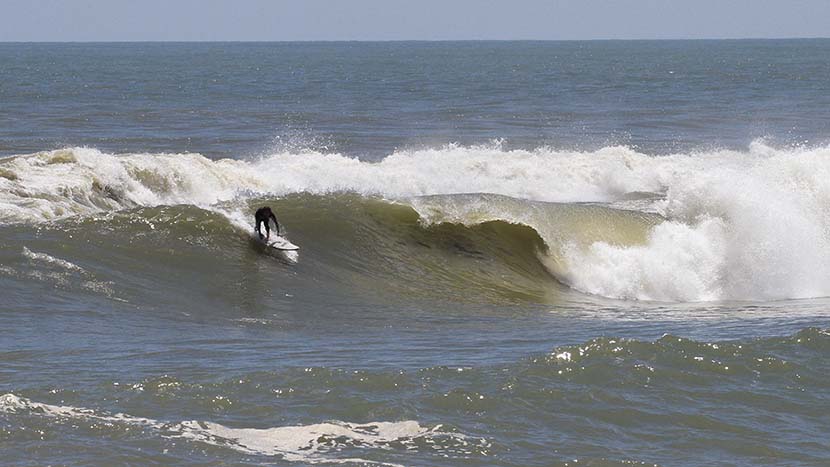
left=254, top=206, right=281, bottom=241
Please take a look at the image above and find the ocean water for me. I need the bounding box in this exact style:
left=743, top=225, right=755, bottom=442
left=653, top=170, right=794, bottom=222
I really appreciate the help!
left=1, top=41, right=830, bottom=466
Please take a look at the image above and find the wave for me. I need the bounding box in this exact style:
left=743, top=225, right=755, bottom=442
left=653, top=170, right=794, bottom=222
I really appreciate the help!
left=3, top=141, right=830, bottom=302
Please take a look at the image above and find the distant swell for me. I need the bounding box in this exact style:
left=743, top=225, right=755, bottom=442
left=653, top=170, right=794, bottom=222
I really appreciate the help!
left=3, top=141, right=830, bottom=302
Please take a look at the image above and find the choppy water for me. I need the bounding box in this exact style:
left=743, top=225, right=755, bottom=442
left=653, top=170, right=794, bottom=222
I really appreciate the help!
left=1, top=41, right=830, bottom=466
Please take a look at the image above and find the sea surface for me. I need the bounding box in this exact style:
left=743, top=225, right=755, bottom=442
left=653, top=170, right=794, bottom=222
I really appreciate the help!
left=1, top=41, right=830, bottom=466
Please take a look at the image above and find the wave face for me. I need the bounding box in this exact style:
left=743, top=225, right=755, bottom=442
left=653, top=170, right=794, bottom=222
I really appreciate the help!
left=3, top=142, right=830, bottom=302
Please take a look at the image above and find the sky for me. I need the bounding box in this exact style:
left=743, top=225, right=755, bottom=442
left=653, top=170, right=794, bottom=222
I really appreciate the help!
left=1, top=0, right=829, bottom=41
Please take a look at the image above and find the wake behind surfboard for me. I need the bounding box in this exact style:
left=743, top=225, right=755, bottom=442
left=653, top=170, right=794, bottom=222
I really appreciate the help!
left=264, top=235, right=299, bottom=251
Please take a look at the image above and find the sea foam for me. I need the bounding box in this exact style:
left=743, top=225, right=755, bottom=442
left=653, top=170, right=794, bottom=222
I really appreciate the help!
left=0, top=393, right=480, bottom=465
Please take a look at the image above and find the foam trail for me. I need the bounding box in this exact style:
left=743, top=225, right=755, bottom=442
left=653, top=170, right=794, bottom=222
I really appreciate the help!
left=16, top=247, right=121, bottom=300
left=0, top=393, right=478, bottom=465
left=22, top=247, right=85, bottom=272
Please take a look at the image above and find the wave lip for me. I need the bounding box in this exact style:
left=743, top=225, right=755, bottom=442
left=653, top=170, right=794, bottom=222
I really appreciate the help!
left=0, top=148, right=259, bottom=223
left=0, top=142, right=719, bottom=224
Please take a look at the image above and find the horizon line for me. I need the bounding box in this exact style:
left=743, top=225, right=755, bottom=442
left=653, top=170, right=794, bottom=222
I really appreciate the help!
left=2, top=36, right=829, bottom=44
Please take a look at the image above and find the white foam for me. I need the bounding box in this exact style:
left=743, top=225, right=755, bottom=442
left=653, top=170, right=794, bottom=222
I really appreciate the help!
left=22, top=247, right=85, bottom=272
left=0, top=393, right=474, bottom=465
left=0, top=148, right=259, bottom=223
left=559, top=142, right=830, bottom=301
left=560, top=219, right=727, bottom=301
left=0, top=143, right=699, bottom=224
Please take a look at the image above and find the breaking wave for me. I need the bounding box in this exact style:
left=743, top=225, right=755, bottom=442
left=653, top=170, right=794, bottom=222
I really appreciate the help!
left=2, top=141, right=830, bottom=302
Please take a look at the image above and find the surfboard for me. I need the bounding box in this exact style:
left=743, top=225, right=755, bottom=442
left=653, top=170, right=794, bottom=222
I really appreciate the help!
left=266, top=236, right=299, bottom=251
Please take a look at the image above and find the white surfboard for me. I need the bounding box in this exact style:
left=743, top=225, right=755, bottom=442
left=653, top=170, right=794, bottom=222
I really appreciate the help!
left=266, top=236, right=299, bottom=251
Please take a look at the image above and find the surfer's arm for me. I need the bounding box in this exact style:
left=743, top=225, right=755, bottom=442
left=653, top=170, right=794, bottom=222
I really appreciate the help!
left=270, top=214, right=280, bottom=236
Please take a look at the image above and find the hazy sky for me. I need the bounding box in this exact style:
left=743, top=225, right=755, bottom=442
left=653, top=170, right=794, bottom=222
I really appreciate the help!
left=2, top=0, right=829, bottom=41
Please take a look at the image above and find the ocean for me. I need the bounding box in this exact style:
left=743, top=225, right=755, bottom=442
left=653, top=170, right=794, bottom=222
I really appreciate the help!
left=1, top=41, right=829, bottom=466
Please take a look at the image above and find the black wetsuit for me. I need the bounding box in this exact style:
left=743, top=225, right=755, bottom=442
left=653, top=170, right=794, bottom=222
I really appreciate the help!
left=255, top=206, right=280, bottom=240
